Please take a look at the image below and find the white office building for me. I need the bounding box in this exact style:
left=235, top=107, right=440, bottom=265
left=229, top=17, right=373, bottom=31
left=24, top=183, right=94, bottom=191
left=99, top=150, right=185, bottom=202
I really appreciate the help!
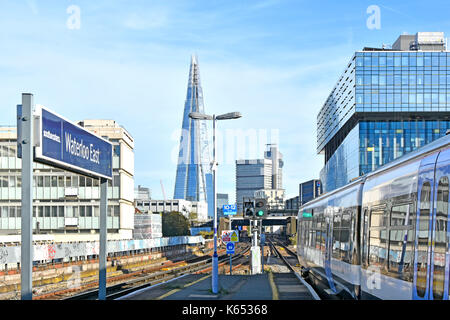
left=0, top=119, right=135, bottom=242
left=140, top=199, right=208, bottom=222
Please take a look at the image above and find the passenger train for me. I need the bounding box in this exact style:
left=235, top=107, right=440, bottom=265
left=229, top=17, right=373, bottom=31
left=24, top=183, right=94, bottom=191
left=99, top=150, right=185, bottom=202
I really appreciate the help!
left=297, top=132, right=450, bottom=300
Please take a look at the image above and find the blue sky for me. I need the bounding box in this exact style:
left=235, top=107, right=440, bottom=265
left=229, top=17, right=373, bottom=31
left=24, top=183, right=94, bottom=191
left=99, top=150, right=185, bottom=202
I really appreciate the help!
left=1, top=0, right=450, bottom=203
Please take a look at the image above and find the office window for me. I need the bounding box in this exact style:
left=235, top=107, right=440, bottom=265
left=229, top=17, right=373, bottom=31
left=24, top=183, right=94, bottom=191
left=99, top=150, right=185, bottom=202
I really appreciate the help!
left=58, top=176, right=64, bottom=187
left=51, top=206, right=57, bottom=217
left=113, top=175, right=120, bottom=187
left=44, top=176, right=50, bottom=187
left=1, top=176, right=9, bottom=187
left=114, top=145, right=120, bottom=156
left=9, top=176, right=15, bottom=188
left=65, top=176, right=72, bottom=187
left=79, top=176, right=86, bottom=187
left=80, top=206, right=85, bottom=217
left=72, top=176, right=78, bottom=187
left=9, top=207, right=15, bottom=218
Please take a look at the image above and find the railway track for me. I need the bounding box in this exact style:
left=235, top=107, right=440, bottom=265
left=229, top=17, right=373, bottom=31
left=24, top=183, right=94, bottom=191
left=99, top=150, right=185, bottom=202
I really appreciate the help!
left=268, top=238, right=320, bottom=300
left=54, top=243, right=251, bottom=300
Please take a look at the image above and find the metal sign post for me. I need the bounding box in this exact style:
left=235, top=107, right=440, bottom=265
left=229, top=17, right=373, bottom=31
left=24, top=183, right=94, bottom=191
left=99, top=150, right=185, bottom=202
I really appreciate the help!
left=226, top=242, right=235, bottom=275
left=19, top=93, right=34, bottom=300
left=98, top=178, right=108, bottom=300
left=16, top=95, right=113, bottom=300
left=260, top=232, right=265, bottom=272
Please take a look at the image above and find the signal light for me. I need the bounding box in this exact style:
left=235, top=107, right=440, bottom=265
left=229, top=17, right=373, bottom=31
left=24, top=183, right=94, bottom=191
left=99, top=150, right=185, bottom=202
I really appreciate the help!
left=254, top=198, right=267, bottom=219
left=244, top=200, right=255, bottom=217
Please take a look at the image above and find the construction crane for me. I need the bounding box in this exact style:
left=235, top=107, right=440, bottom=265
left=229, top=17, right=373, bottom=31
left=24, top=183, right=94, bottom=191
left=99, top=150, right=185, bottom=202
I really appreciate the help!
left=160, top=179, right=167, bottom=201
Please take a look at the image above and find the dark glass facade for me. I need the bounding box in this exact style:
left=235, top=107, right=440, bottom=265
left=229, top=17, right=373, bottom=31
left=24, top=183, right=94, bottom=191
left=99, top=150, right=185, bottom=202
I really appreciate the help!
left=299, top=179, right=322, bottom=205
left=319, top=50, right=450, bottom=193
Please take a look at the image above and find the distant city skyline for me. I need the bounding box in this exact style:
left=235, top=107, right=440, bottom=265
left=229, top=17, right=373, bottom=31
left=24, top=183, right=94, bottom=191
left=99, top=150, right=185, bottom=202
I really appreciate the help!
left=1, top=1, right=450, bottom=202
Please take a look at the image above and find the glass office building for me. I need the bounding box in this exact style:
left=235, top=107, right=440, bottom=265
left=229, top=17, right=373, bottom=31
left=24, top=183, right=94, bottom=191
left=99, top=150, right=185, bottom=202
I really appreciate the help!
left=318, top=32, right=450, bottom=193
left=174, top=55, right=213, bottom=215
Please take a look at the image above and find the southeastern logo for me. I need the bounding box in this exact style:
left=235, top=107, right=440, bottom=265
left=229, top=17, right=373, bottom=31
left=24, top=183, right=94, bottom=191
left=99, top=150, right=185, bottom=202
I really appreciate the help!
left=43, top=130, right=61, bottom=143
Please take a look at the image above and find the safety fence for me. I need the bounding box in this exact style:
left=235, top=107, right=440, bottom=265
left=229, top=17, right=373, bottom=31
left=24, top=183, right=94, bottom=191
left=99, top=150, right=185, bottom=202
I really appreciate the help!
left=0, top=235, right=205, bottom=264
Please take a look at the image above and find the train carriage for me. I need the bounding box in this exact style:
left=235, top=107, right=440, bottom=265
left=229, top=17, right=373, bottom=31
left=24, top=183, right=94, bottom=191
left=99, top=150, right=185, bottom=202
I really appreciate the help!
left=297, top=133, right=450, bottom=300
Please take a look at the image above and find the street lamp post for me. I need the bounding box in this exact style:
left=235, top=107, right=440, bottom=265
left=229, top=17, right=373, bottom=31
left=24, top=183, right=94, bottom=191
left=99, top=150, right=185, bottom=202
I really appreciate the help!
left=189, top=111, right=241, bottom=294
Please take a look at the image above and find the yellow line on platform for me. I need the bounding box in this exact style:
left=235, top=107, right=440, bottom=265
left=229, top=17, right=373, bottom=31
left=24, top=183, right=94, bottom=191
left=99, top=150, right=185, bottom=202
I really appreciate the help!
left=155, top=274, right=211, bottom=300
left=268, top=271, right=279, bottom=300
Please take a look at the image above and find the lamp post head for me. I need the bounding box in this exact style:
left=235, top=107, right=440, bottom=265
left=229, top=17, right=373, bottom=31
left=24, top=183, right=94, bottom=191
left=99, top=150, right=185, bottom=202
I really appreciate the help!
left=216, top=112, right=242, bottom=120
left=188, top=112, right=213, bottom=120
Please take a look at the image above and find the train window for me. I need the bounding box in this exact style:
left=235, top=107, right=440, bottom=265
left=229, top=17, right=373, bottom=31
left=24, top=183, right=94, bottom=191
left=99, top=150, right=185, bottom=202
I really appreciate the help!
left=319, top=214, right=326, bottom=251
left=370, top=206, right=388, bottom=227
left=341, top=211, right=352, bottom=263
left=332, top=211, right=341, bottom=259
left=369, top=206, right=388, bottom=267
left=388, top=204, right=414, bottom=280
left=310, top=218, right=316, bottom=249
left=390, top=204, right=411, bottom=227
left=316, top=217, right=322, bottom=250
left=362, top=208, right=369, bottom=266
left=416, top=181, right=431, bottom=298
left=433, top=176, right=448, bottom=300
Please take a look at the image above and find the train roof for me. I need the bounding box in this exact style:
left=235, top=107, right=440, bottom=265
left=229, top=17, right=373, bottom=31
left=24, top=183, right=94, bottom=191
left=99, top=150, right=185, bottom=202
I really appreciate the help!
left=299, top=176, right=365, bottom=210
left=299, top=133, right=450, bottom=211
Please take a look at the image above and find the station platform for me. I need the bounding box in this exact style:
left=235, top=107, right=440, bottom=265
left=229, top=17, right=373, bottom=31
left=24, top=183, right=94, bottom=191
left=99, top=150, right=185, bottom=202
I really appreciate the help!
left=118, top=252, right=317, bottom=300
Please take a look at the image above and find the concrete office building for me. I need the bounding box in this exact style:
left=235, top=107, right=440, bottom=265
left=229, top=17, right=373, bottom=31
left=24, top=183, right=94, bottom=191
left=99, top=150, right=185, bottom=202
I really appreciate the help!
left=0, top=119, right=135, bottom=242
left=135, top=185, right=151, bottom=202
left=134, top=185, right=161, bottom=239
left=235, top=144, right=284, bottom=213
left=254, top=189, right=285, bottom=209
left=133, top=213, right=162, bottom=239
left=318, top=32, right=450, bottom=192
left=141, top=199, right=208, bottom=222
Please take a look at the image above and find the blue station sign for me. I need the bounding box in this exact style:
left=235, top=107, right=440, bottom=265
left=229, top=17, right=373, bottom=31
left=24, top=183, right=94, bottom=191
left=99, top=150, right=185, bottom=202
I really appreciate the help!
left=35, top=106, right=113, bottom=179
left=223, top=204, right=237, bottom=216
left=226, top=242, right=235, bottom=255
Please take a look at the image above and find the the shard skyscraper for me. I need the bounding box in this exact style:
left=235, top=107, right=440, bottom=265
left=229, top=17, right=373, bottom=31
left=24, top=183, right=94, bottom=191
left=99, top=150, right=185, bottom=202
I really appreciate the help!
left=174, top=55, right=214, bottom=217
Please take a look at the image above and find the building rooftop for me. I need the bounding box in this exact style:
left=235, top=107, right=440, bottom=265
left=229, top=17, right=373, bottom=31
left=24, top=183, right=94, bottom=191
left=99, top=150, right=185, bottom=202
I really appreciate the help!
left=363, top=32, right=447, bottom=52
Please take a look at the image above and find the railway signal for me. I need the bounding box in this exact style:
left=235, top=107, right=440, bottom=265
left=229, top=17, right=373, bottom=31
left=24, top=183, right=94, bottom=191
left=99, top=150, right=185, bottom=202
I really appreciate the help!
left=244, top=199, right=255, bottom=217
left=254, top=198, right=267, bottom=219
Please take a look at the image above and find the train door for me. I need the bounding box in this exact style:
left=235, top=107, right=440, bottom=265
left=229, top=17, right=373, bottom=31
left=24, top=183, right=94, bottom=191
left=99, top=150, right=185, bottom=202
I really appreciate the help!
left=413, top=151, right=443, bottom=299
left=430, top=148, right=450, bottom=300
left=324, top=202, right=337, bottom=293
